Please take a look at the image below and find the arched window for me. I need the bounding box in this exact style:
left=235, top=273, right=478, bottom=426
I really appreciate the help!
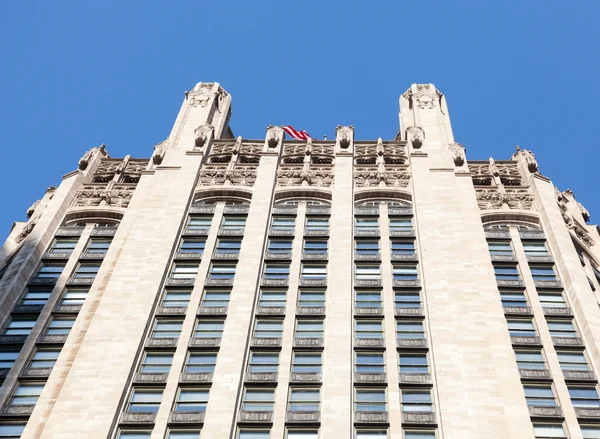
left=274, top=199, right=331, bottom=207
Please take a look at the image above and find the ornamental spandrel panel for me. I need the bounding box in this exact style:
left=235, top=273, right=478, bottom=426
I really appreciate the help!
left=562, top=370, right=597, bottom=383
left=354, top=253, right=381, bottom=261
left=354, top=372, right=387, bottom=384
left=503, top=306, right=533, bottom=316
left=133, top=372, right=169, bottom=384
left=217, top=228, right=245, bottom=237
left=120, top=412, right=157, bottom=425
left=174, top=252, right=203, bottom=261
left=399, top=373, right=433, bottom=386
left=197, top=306, right=228, bottom=316
left=526, top=254, right=554, bottom=263
left=395, top=308, right=424, bottom=318
left=28, top=278, right=58, bottom=286
left=72, top=187, right=134, bottom=208
left=271, top=207, right=297, bottom=216
left=574, top=407, right=600, bottom=419
left=354, top=229, right=380, bottom=237
left=169, top=411, right=206, bottom=424
left=392, top=280, right=421, bottom=288
left=299, top=279, right=327, bottom=287
left=146, top=338, right=179, bottom=348
left=296, top=307, right=325, bottom=317
left=293, top=338, right=324, bottom=348
left=211, top=252, right=239, bottom=260
left=354, top=411, right=388, bottom=424
left=37, top=334, right=69, bottom=345
left=496, top=280, right=525, bottom=288
left=552, top=337, right=584, bottom=348
left=401, top=412, right=437, bottom=425
left=285, top=411, right=320, bottom=423
left=223, top=206, right=249, bottom=214
left=355, top=338, right=385, bottom=349
left=205, top=278, right=234, bottom=287
left=19, top=367, right=53, bottom=379
left=301, top=253, right=328, bottom=261
left=238, top=410, right=273, bottom=423
left=55, top=227, right=84, bottom=237
left=354, top=208, right=380, bottom=216
left=518, top=369, right=552, bottom=381
left=354, top=307, right=383, bottom=317
left=12, top=304, right=45, bottom=314
left=510, top=336, right=542, bottom=347
left=528, top=406, right=563, bottom=419
left=306, top=207, right=331, bottom=216
left=188, top=206, right=215, bottom=215
left=0, top=404, right=36, bottom=417
left=66, top=277, right=95, bottom=286
left=245, top=372, right=278, bottom=383
left=387, top=208, right=413, bottom=216
left=390, top=254, right=418, bottom=262
left=476, top=188, right=536, bottom=211
left=53, top=304, right=83, bottom=314
left=91, top=227, right=117, bottom=237
left=180, top=372, right=213, bottom=383
left=396, top=338, right=428, bottom=349
left=534, top=280, right=563, bottom=289
left=189, top=338, right=221, bottom=348
left=490, top=254, right=517, bottom=262
left=42, top=251, right=72, bottom=260
left=268, top=229, right=295, bottom=237
left=0, top=335, right=28, bottom=345
left=485, top=231, right=511, bottom=239
left=182, top=228, right=210, bottom=236
left=251, top=337, right=282, bottom=348
left=156, top=306, right=188, bottom=316
left=261, top=279, right=288, bottom=287
left=355, top=279, right=382, bottom=288
left=303, top=229, right=329, bottom=237
left=266, top=251, right=293, bottom=260
left=543, top=307, right=573, bottom=317
left=520, top=231, right=546, bottom=240
left=290, top=372, right=322, bottom=383
left=389, top=230, right=416, bottom=238
left=256, top=306, right=285, bottom=316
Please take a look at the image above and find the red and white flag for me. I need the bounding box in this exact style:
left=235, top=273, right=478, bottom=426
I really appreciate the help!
left=283, top=125, right=313, bottom=141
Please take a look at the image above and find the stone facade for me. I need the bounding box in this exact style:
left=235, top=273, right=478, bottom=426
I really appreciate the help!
left=0, top=82, right=598, bottom=439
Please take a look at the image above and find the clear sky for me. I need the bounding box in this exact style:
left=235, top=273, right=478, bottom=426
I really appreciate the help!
left=1, top=1, right=599, bottom=240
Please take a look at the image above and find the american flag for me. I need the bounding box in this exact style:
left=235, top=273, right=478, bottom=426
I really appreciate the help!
left=283, top=125, right=313, bottom=141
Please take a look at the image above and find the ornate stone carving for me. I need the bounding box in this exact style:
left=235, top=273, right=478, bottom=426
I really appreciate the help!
left=187, top=85, right=213, bottom=108
left=266, top=125, right=284, bottom=148
left=449, top=142, right=466, bottom=166
left=15, top=222, right=35, bottom=243
left=577, top=201, right=590, bottom=222
left=194, top=124, right=214, bottom=148
left=78, top=144, right=105, bottom=171
left=26, top=200, right=40, bottom=218
left=336, top=125, right=354, bottom=149
left=152, top=139, right=169, bottom=165
left=476, top=188, right=536, bottom=210
left=73, top=186, right=134, bottom=208
left=468, top=163, right=493, bottom=186
left=406, top=125, right=424, bottom=149
left=489, top=158, right=500, bottom=176
left=513, top=146, right=539, bottom=173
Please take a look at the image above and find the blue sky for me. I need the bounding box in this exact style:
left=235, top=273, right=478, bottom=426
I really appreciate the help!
left=1, top=1, right=599, bottom=239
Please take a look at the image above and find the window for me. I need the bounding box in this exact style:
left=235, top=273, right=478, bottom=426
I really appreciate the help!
left=356, top=320, right=383, bottom=339
left=242, top=388, right=275, bottom=411
left=404, top=432, right=436, bottom=439
left=179, top=239, right=205, bottom=254
left=355, top=265, right=381, bottom=280
left=292, top=352, right=322, bottom=373
left=269, top=240, right=293, bottom=253
left=238, top=429, right=270, bottom=439
left=487, top=240, right=513, bottom=255
left=171, top=263, right=199, bottom=280
left=356, top=431, right=388, bottom=439
left=49, top=238, right=78, bottom=254
left=557, top=351, right=590, bottom=371
left=215, top=239, right=241, bottom=254
left=127, top=388, right=163, bottom=412
left=547, top=320, right=577, bottom=338
left=271, top=217, right=295, bottom=230
left=28, top=349, right=60, bottom=369
left=174, top=388, right=208, bottom=412
left=140, top=352, right=173, bottom=373
left=9, top=382, right=44, bottom=406
left=152, top=319, right=183, bottom=338
left=395, top=290, right=421, bottom=308
left=530, top=265, right=557, bottom=282
left=249, top=352, right=279, bottom=373
left=506, top=319, right=536, bottom=337
left=0, top=424, right=26, bottom=439
left=356, top=241, right=379, bottom=255
left=20, top=289, right=52, bottom=306
left=494, top=265, right=520, bottom=281
left=264, top=264, right=289, bottom=280
left=161, top=289, right=192, bottom=308
left=167, top=431, right=201, bottom=439
left=500, top=291, right=528, bottom=308
left=195, top=320, right=224, bottom=338
left=45, top=318, right=75, bottom=335
left=533, top=423, right=566, bottom=439
left=301, top=265, right=326, bottom=280
left=355, top=218, right=379, bottom=231
left=85, top=238, right=111, bottom=255
left=259, top=290, right=286, bottom=307
left=524, top=385, right=556, bottom=407
left=254, top=320, right=283, bottom=338
left=0, top=350, right=20, bottom=369
left=356, top=352, right=385, bottom=373
left=538, top=292, right=566, bottom=308
left=304, top=240, right=327, bottom=254
left=396, top=321, right=425, bottom=339
left=355, top=291, right=382, bottom=308
left=73, top=262, right=101, bottom=278
left=201, top=289, right=230, bottom=307
left=389, top=217, right=412, bottom=231
left=392, top=265, right=418, bottom=281
left=34, top=262, right=65, bottom=280
left=391, top=241, right=415, bottom=255
left=523, top=241, right=549, bottom=257
left=515, top=350, right=546, bottom=370
left=185, top=352, right=217, bottom=373
left=355, top=389, right=386, bottom=412
left=305, top=217, right=329, bottom=231
left=188, top=216, right=212, bottom=230
left=298, top=290, right=325, bottom=307
left=118, top=432, right=151, bottom=439
left=568, top=386, right=600, bottom=408
left=209, top=263, right=236, bottom=279
left=295, top=320, right=323, bottom=338
left=222, top=216, right=246, bottom=230
left=401, top=389, right=433, bottom=412
left=3, top=318, right=36, bottom=336
left=59, top=288, right=89, bottom=306
left=399, top=353, right=428, bottom=374
left=287, top=430, right=318, bottom=439
left=289, top=388, right=320, bottom=412
left=581, top=426, right=600, bottom=438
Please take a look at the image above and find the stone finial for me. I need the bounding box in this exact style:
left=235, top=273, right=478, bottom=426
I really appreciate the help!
left=512, top=145, right=539, bottom=173
left=305, top=137, right=313, bottom=155
left=578, top=202, right=590, bottom=222
left=405, top=125, right=425, bottom=149
left=233, top=136, right=243, bottom=154
left=152, top=139, right=169, bottom=165
left=194, top=124, right=214, bottom=148
left=336, top=125, right=354, bottom=150
left=376, top=138, right=384, bottom=156
left=26, top=200, right=40, bottom=218
left=449, top=142, right=466, bottom=167
left=78, top=148, right=93, bottom=171
left=266, top=125, right=284, bottom=149
left=488, top=158, right=499, bottom=176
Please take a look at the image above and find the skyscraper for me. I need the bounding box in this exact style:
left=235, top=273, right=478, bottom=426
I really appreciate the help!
left=0, top=82, right=599, bottom=439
